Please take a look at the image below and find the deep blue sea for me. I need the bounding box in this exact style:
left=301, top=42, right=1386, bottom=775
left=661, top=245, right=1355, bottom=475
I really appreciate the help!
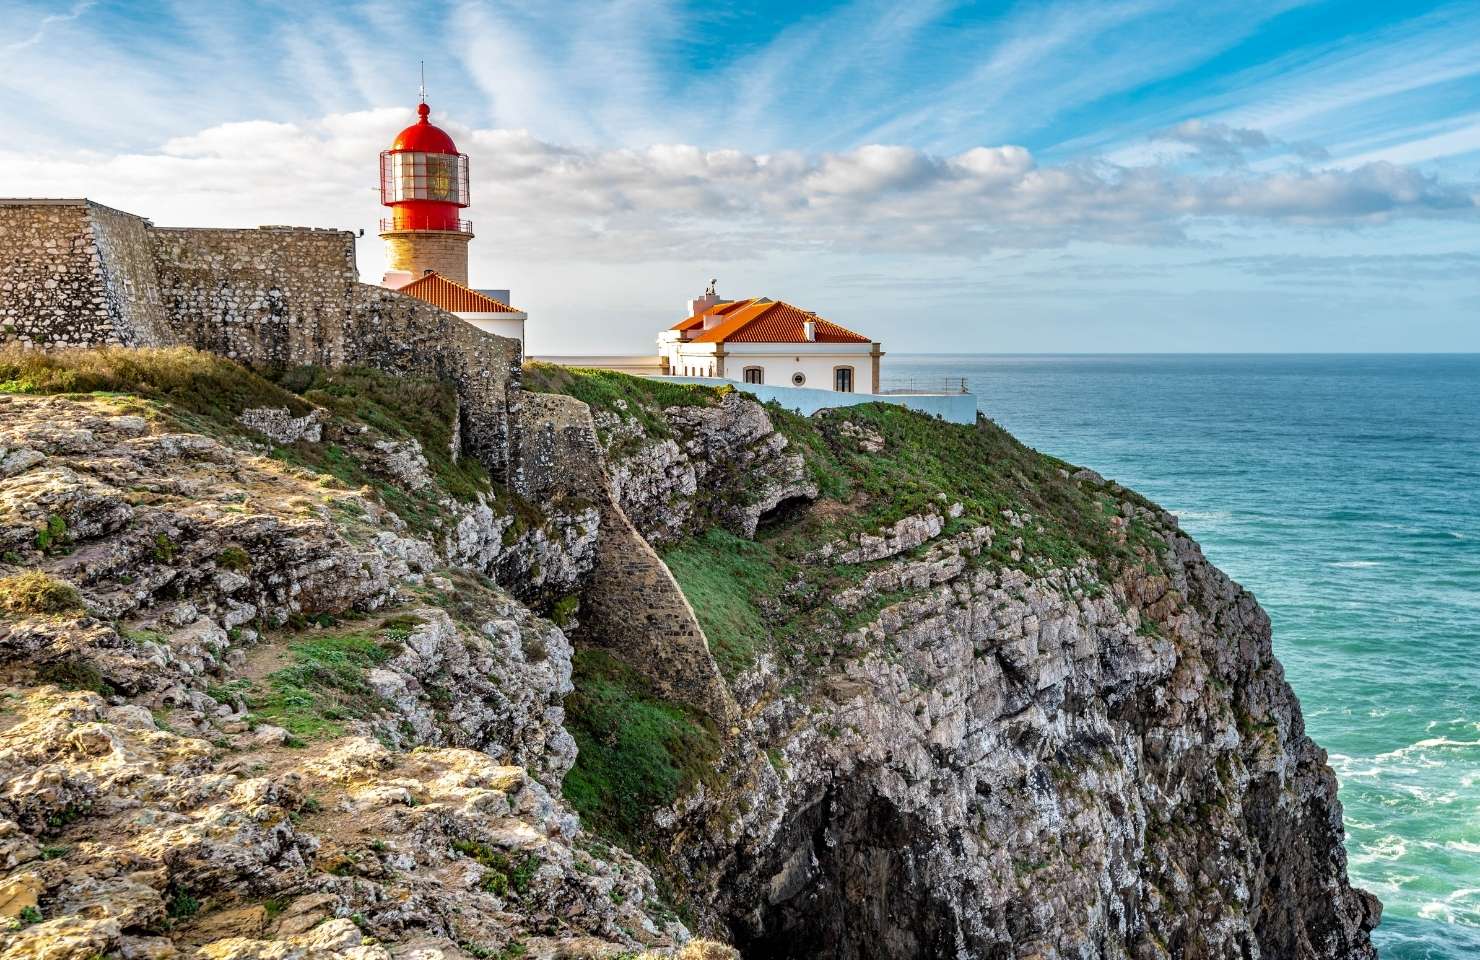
left=885, top=355, right=1480, bottom=959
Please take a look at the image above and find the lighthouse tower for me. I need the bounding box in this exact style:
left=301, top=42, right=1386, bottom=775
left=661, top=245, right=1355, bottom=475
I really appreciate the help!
left=378, top=100, right=473, bottom=286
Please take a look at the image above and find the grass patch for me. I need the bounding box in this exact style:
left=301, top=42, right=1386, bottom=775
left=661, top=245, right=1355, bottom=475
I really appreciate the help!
left=561, top=649, right=720, bottom=852
left=0, top=344, right=313, bottom=435
left=662, top=529, right=790, bottom=679
left=521, top=362, right=715, bottom=454
left=216, top=546, right=251, bottom=572
left=0, top=571, right=84, bottom=617
left=0, top=346, right=528, bottom=539
left=268, top=365, right=490, bottom=502
left=451, top=840, right=541, bottom=898
left=242, top=628, right=400, bottom=740
left=522, top=365, right=1161, bottom=577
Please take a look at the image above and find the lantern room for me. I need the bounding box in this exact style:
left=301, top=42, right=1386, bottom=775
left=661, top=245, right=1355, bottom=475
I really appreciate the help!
left=378, top=101, right=475, bottom=286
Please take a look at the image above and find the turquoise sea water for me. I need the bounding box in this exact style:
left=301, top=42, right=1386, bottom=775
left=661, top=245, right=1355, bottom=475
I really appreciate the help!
left=885, top=355, right=1480, bottom=959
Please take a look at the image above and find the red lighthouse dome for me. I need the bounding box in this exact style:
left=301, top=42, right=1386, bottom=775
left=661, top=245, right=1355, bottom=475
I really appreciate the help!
left=378, top=102, right=471, bottom=235
left=390, top=102, right=460, bottom=154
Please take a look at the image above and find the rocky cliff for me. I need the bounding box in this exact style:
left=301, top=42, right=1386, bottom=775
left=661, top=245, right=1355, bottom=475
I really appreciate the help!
left=0, top=347, right=1377, bottom=960
left=524, top=364, right=1381, bottom=960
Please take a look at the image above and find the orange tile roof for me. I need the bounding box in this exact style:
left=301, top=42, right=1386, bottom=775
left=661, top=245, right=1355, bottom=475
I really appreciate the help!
left=672, top=298, right=754, bottom=331
left=688, top=299, right=871, bottom=345
left=397, top=272, right=521, bottom=313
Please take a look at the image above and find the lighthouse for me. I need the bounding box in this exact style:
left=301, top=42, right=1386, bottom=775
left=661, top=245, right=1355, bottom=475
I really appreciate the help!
left=378, top=100, right=473, bottom=286
left=379, top=98, right=528, bottom=350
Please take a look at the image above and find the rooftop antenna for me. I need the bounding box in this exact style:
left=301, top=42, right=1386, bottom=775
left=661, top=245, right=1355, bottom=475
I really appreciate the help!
left=419, top=61, right=426, bottom=104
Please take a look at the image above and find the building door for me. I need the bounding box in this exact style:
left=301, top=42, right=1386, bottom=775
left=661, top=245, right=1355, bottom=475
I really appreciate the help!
left=834, top=367, right=854, bottom=392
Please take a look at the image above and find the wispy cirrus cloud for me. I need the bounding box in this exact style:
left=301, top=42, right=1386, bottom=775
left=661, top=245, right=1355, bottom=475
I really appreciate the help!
left=2, top=0, right=1478, bottom=350
left=0, top=0, right=94, bottom=54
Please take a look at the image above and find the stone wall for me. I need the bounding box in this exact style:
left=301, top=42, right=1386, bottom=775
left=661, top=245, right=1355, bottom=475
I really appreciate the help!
left=91, top=202, right=170, bottom=343
left=0, top=199, right=166, bottom=347
left=515, top=391, right=735, bottom=723
left=151, top=225, right=358, bottom=365
left=0, top=200, right=521, bottom=480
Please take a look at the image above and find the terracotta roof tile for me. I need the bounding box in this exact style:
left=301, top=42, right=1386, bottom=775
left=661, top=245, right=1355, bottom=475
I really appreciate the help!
left=688, top=299, right=871, bottom=344
left=397, top=272, right=521, bottom=313
left=672, top=298, right=753, bottom=331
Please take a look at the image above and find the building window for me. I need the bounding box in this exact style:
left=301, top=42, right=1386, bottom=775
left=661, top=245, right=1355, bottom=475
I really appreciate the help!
left=791, top=372, right=806, bottom=387
left=743, top=367, right=764, bottom=385
left=834, top=366, right=854, bottom=393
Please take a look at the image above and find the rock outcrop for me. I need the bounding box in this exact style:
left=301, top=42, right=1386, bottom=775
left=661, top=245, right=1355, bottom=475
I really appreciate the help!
left=563, top=378, right=1380, bottom=960
left=0, top=362, right=716, bottom=959
left=597, top=392, right=815, bottom=546
left=0, top=348, right=1377, bottom=960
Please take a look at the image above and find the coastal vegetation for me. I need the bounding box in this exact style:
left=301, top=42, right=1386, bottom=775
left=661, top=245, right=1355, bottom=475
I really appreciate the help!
left=532, top=366, right=1175, bottom=854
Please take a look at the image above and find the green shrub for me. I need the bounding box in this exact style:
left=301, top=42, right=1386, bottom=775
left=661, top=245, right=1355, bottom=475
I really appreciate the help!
left=451, top=839, right=541, bottom=899
left=165, top=886, right=200, bottom=919
left=36, top=658, right=109, bottom=694
left=0, top=571, right=84, bottom=616
left=550, top=594, right=579, bottom=628
left=153, top=533, right=177, bottom=564
left=34, top=514, right=67, bottom=552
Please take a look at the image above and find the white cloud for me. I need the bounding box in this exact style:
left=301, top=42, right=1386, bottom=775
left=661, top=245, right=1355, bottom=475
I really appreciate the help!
left=3, top=111, right=1475, bottom=273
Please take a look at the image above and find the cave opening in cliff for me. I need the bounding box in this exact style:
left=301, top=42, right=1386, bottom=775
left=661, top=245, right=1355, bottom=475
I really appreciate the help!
left=726, top=783, right=969, bottom=960
left=755, top=493, right=815, bottom=533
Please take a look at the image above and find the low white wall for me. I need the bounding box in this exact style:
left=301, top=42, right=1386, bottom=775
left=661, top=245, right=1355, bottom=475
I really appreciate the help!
left=653, top=376, right=977, bottom=425
left=463, top=316, right=526, bottom=352
left=532, top=355, right=667, bottom=374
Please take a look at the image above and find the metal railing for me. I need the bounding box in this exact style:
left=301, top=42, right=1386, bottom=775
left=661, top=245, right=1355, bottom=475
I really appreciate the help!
left=379, top=218, right=473, bottom=234
left=878, top=377, right=970, bottom=395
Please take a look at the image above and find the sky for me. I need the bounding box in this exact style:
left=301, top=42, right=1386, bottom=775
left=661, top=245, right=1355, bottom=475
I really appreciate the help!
left=2, top=0, right=1478, bottom=354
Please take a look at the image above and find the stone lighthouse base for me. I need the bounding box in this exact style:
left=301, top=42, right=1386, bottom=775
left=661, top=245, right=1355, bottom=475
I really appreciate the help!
left=380, top=228, right=474, bottom=287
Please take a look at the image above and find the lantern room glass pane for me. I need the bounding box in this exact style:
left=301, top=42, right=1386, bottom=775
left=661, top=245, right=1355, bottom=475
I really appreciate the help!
left=380, top=151, right=468, bottom=205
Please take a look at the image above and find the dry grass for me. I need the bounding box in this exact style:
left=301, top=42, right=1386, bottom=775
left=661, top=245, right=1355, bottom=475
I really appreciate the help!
left=0, top=571, right=84, bottom=617
left=0, top=345, right=312, bottom=429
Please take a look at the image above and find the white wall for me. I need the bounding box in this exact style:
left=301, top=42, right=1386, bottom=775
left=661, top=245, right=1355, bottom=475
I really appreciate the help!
left=719, top=343, right=875, bottom=393
left=461, top=314, right=527, bottom=352
left=655, top=376, right=976, bottom=424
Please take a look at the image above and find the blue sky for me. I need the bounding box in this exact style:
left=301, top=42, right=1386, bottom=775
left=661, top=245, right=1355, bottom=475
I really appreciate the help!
left=3, top=0, right=1478, bottom=353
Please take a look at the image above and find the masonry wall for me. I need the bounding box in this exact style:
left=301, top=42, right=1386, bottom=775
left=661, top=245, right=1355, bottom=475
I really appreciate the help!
left=91, top=203, right=170, bottom=344
left=3, top=201, right=132, bottom=347
left=0, top=199, right=521, bottom=481
left=151, top=226, right=359, bottom=366
left=514, top=391, right=735, bottom=723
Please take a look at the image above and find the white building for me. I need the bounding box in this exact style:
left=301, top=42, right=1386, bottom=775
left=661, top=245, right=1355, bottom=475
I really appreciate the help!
left=387, top=271, right=528, bottom=351
left=659, top=286, right=882, bottom=393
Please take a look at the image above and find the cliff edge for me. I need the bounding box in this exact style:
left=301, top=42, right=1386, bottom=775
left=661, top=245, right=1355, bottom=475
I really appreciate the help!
left=0, top=347, right=1378, bottom=960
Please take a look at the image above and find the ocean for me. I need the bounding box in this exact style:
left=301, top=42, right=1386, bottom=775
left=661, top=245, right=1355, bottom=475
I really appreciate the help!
left=884, top=354, right=1480, bottom=960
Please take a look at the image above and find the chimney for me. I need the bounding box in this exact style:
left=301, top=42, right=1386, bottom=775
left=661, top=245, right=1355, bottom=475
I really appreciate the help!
left=687, top=278, right=723, bottom=319
left=803, top=314, right=817, bottom=341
